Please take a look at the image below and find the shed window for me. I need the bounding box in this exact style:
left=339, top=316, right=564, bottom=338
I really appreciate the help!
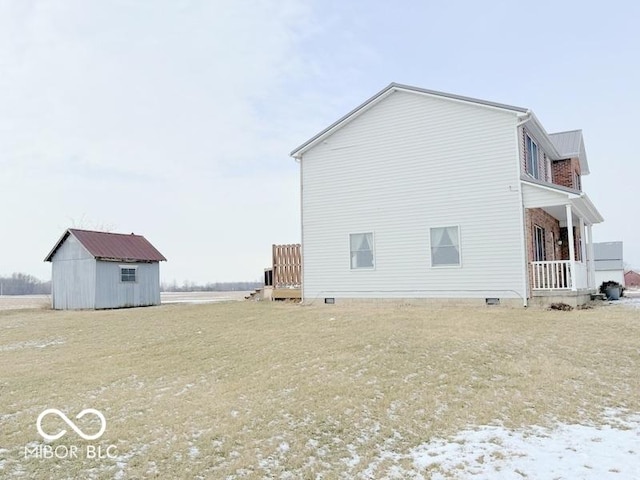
left=120, top=267, right=137, bottom=282
left=526, top=134, right=539, bottom=179
left=430, top=226, right=460, bottom=266
left=350, top=233, right=374, bottom=269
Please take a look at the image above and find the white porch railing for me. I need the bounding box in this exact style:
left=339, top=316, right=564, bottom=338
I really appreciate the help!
left=531, top=261, right=590, bottom=290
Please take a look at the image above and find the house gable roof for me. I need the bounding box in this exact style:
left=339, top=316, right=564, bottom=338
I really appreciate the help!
left=45, top=229, right=167, bottom=262
left=290, top=82, right=528, bottom=158
left=548, top=129, right=590, bottom=175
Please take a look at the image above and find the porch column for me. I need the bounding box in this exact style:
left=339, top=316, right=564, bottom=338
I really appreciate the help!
left=587, top=224, right=596, bottom=289
left=579, top=218, right=587, bottom=262
left=566, top=204, right=577, bottom=291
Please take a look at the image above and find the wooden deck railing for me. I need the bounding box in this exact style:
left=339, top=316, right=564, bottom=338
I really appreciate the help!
left=272, top=244, right=301, bottom=288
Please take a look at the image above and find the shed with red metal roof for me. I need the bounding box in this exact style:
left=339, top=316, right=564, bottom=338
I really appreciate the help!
left=45, top=229, right=166, bottom=310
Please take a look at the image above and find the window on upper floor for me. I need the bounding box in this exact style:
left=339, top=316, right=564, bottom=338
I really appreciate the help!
left=350, top=233, right=374, bottom=269
left=573, top=171, right=581, bottom=190
left=526, top=134, right=540, bottom=179
left=430, top=226, right=461, bottom=267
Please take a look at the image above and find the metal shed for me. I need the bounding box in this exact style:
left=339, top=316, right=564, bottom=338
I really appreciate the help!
left=593, top=241, right=625, bottom=287
left=44, top=229, right=167, bottom=310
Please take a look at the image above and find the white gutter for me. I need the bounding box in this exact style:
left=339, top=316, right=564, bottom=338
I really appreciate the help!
left=516, top=111, right=531, bottom=127
left=515, top=113, right=532, bottom=307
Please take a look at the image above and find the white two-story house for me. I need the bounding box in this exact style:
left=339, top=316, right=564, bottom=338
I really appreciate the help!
left=290, top=83, right=603, bottom=306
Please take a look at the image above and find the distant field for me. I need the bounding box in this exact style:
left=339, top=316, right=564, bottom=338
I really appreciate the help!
left=0, top=291, right=250, bottom=311
left=1, top=300, right=639, bottom=478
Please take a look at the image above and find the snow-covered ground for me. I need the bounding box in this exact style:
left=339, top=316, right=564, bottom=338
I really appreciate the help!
left=160, top=291, right=249, bottom=304
left=396, top=412, right=640, bottom=479
left=620, top=289, right=640, bottom=308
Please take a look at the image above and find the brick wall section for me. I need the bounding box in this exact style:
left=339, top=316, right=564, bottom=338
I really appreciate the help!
left=525, top=208, right=563, bottom=297
left=551, top=157, right=581, bottom=190
left=525, top=208, right=562, bottom=264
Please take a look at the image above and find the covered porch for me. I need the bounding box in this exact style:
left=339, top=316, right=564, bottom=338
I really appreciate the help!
left=522, top=180, right=604, bottom=302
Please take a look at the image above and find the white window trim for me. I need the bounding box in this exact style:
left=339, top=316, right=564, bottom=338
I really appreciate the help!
left=349, top=232, right=375, bottom=270
left=429, top=225, right=462, bottom=268
left=119, top=265, right=138, bottom=283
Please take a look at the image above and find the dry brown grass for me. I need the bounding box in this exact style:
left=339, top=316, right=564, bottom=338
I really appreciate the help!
left=1, top=301, right=639, bottom=478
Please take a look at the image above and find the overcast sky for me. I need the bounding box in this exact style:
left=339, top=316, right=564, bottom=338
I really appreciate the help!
left=1, top=0, right=638, bottom=283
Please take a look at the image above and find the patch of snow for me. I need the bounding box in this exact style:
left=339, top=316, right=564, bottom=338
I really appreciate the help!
left=620, top=293, right=640, bottom=309
left=278, top=442, right=289, bottom=453
left=343, top=444, right=360, bottom=468
left=406, top=420, right=640, bottom=479
left=0, top=338, right=65, bottom=352
left=174, top=383, right=195, bottom=396
left=188, top=446, right=200, bottom=459
left=114, top=461, right=126, bottom=480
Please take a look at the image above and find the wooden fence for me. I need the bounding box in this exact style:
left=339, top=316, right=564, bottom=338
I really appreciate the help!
left=272, top=244, right=301, bottom=288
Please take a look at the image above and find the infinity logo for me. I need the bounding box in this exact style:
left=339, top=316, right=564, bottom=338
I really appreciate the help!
left=36, top=409, right=107, bottom=441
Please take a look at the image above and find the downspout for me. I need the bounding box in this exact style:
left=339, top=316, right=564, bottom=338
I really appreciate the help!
left=294, top=154, right=304, bottom=303
left=515, top=112, right=532, bottom=306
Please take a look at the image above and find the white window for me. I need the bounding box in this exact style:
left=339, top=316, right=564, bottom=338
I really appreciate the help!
left=350, top=233, right=374, bottom=269
left=120, top=266, right=137, bottom=282
left=533, top=225, right=545, bottom=262
left=526, top=134, right=539, bottom=179
left=430, top=226, right=460, bottom=267
left=573, top=171, right=581, bottom=190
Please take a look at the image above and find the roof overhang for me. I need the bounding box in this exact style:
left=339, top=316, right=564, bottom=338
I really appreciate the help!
left=290, top=82, right=528, bottom=159
left=44, top=230, right=74, bottom=262
left=521, top=179, right=604, bottom=225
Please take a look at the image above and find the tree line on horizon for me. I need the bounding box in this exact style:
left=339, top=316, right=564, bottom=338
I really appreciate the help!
left=0, top=273, right=51, bottom=295
left=0, top=273, right=262, bottom=295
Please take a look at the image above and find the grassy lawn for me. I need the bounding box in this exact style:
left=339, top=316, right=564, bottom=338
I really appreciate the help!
left=1, top=301, right=639, bottom=478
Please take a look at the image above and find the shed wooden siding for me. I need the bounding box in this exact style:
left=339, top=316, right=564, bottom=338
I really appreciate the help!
left=300, top=90, right=525, bottom=300
left=51, top=235, right=96, bottom=310
left=94, top=261, right=160, bottom=309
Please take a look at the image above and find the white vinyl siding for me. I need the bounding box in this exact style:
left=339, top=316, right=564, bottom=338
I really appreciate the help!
left=430, top=226, right=460, bottom=267
left=300, top=90, right=525, bottom=300
left=350, top=233, right=374, bottom=269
